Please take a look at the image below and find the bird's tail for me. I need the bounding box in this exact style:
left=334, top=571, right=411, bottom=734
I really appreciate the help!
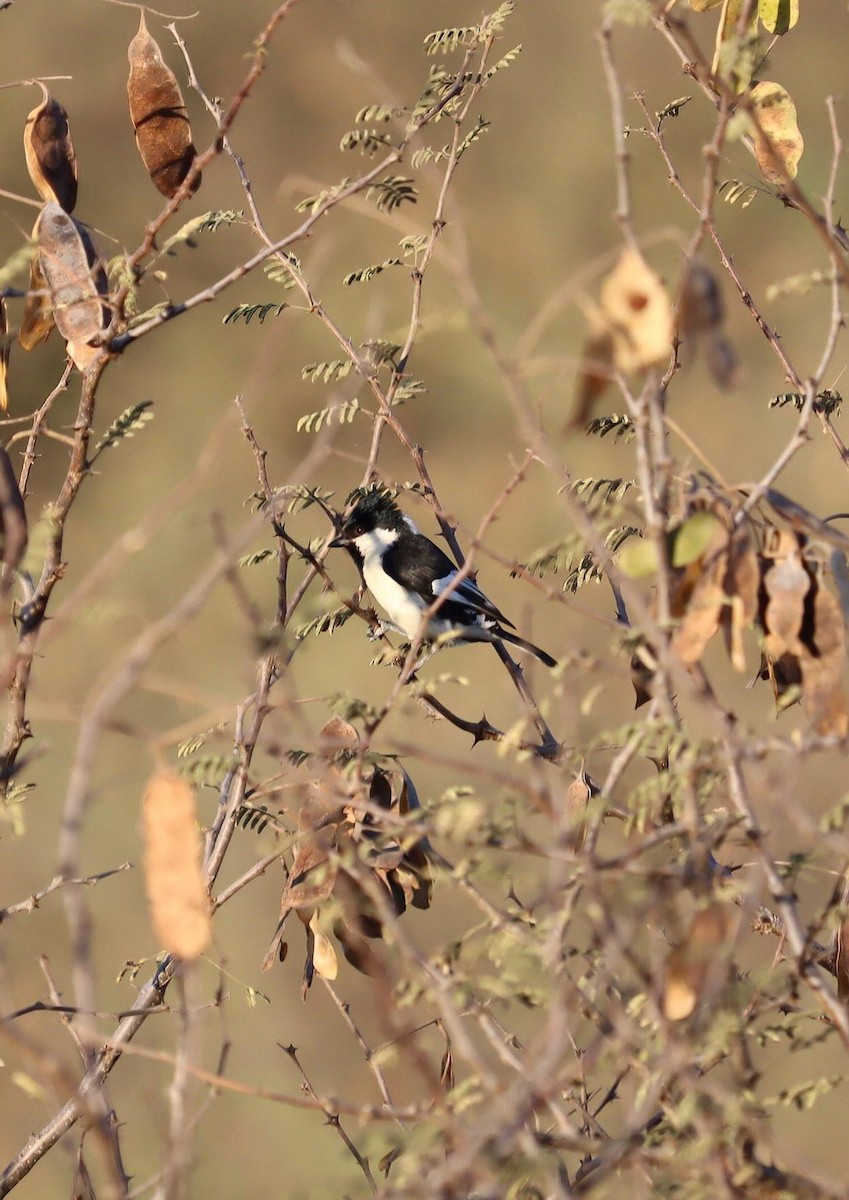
left=497, top=627, right=557, bottom=668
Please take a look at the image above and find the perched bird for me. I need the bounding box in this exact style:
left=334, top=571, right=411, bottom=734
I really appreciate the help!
left=330, top=490, right=556, bottom=667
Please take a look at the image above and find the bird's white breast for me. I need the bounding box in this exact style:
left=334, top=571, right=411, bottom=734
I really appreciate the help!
left=353, top=527, right=429, bottom=640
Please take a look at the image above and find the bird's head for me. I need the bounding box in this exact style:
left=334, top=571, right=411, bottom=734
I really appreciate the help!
left=330, top=489, right=409, bottom=547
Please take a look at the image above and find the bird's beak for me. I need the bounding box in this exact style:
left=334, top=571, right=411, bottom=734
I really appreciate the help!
left=329, top=529, right=350, bottom=548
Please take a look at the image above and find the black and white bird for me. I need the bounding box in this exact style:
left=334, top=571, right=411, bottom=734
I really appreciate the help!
left=330, top=491, right=556, bottom=668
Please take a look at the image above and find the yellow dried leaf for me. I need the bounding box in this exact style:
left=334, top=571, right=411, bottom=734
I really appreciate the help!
left=762, top=529, right=810, bottom=658
left=142, top=771, right=211, bottom=960
left=712, top=0, right=758, bottom=90
left=751, top=81, right=804, bottom=184
left=128, top=12, right=200, bottom=199
left=759, top=0, right=799, bottom=35
left=663, top=902, right=736, bottom=1021
left=309, top=914, right=338, bottom=980
left=600, top=247, right=673, bottom=374
left=23, top=86, right=78, bottom=213
left=36, top=202, right=108, bottom=366
left=564, top=773, right=593, bottom=852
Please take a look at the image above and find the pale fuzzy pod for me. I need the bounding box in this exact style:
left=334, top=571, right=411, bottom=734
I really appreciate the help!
left=35, top=202, right=108, bottom=367
left=142, top=771, right=211, bottom=960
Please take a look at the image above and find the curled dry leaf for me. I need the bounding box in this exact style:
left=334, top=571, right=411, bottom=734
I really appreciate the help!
left=676, top=259, right=739, bottom=390
left=798, top=572, right=849, bottom=738
left=35, top=202, right=108, bottom=370
left=722, top=528, right=759, bottom=672
left=569, top=318, right=615, bottom=429
left=0, top=447, right=28, bottom=587
left=663, top=901, right=737, bottom=1022
left=18, top=235, right=54, bottom=352
left=23, top=86, right=78, bottom=213
left=0, top=297, right=8, bottom=412
left=308, top=913, right=338, bottom=980
left=128, top=12, right=200, bottom=199
left=671, top=524, right=729, bottom=666
left=750, top=81, right=804, bottom=185
left=600, top=247, right=673, bottom=376
left=142, top=771, right=211, bottom=960
left=761, top=529, right=810, bottom=660
left=564, top=770, right=596, bottom=852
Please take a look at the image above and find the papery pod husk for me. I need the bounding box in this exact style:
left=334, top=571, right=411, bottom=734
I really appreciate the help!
left=142, top=771, right=211, bottom=960
left=18, top=238, right=54, bottom=352
left=0, top=297, right=8, bottom=411
left=35, top=202, right=108, bottom=369
left=127, top=12, right=200, bottom=199
left=24, top=85, right=78, bottom=213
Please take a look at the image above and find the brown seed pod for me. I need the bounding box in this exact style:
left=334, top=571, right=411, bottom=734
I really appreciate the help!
left=127, top=12, right=200, bottom=199
left=35, top=202, right=108, bottom=370
left=0, top=297, right=8, bottom=412
left=23, top=84, right=78, bottom=213
left=142, top=771, right=211, bottom=960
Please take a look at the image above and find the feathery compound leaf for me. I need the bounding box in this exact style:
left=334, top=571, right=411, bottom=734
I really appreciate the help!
left=127, top=11, right=200, bottom=198
left=158, top=210, right=243, bottom=258
left=343, top=259, right=403, bottom=286
left=586, top=413, right=635, bottom=441
left=223, top=302, right=286, bottom=326
left=355, top=103, right=403, bottom=124
left=92, top=400, right=154, bottom=458
left=572, top=476, right=634, bottom=510
left=770, top=389, right=842, bottom=416
left=269, top=484, right=335, bottom=515
left=423, top=25, right=480, bottom=55
left=485, top=43, right=523, bottom=80
left=295, top=605, right=355, bottom=640
left=296, top=398, right=360, bottom=434
left=238, top=548, right=274, bottom=568
left=366, top=176, right=417, bottom=212
left=300, top=359, right=355, bottom=384
left=340, top=128, right=393, bottom=155
left=295, top=177, right=352, bottom=215
left=717, top=178, right=760, bottom=208
left=264, top=253, right=301, bottom=288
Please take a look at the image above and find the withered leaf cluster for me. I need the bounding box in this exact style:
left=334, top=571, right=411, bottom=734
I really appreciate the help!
left=128, top=13, right=200, bottom=199
left=636, top=489, right=849, bottom=737
left=261, top=716, right=432, bottom=997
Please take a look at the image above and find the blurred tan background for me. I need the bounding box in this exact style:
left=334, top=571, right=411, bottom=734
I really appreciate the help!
left=3, top=1, right=849, bottom=1195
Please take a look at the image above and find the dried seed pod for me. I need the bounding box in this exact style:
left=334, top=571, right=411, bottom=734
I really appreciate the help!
left=18, top=247, right=54, bottom=352
left=142, top=771, right=211, bottom=960
left=0, top=297, right=8, bottom=412
left=23, top=84, right=78, bottom=213
left=35, top=202, right=108, bottom=370
left=127, top=12, right=200, bottom=199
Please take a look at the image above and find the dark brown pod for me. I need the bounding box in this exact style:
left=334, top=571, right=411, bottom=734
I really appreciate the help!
left=23, top=85, right=78, bottom=213
left=127, top=13, right=200, bottom=199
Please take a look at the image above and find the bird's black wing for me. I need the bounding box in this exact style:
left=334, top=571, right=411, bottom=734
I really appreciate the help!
left=383, top=533, right=513, bottom=628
